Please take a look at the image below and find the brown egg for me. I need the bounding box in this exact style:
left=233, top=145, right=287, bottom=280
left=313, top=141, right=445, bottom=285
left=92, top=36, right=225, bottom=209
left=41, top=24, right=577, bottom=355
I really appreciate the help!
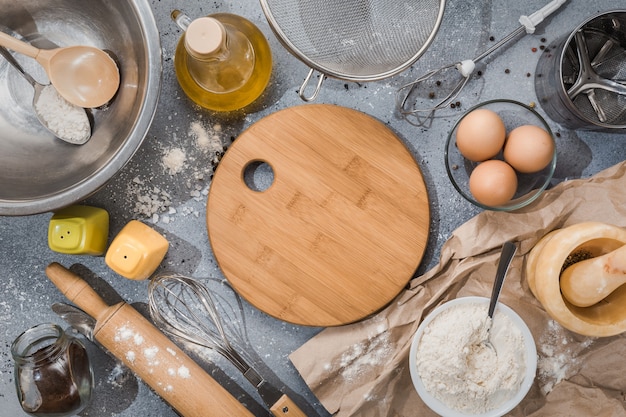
left=469, top=160, right=518, bottom=206
left=456, top=109, right=506, bottom=162
left=503, top=125, right=554, bottom=173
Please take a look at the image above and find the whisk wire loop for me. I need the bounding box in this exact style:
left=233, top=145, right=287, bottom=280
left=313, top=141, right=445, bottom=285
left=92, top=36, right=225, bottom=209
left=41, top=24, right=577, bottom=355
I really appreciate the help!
left=148, top=273, right=252, bottom=375
left=396, top=24, right=528, bottom=124
left=394, top=0, right=573, bottom=127
left=397, top=64, right=470, bottom=122
left=148, top=273, right=308, bottom=415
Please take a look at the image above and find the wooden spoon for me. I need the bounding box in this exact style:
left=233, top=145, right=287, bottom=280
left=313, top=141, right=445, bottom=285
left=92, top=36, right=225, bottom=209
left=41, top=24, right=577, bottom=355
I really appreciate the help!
left=0, top=31, right=119, bottom=108
left=560, top=244, right=626, bottom=307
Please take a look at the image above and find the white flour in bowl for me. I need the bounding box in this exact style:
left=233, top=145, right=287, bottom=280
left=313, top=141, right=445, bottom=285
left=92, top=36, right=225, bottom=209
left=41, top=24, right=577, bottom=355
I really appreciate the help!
left=415, top=301, right=526, bottom=414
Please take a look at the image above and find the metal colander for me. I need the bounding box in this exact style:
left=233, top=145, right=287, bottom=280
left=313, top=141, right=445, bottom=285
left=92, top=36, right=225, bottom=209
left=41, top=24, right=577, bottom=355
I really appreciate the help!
left=260, top=0, right=445, bottom=100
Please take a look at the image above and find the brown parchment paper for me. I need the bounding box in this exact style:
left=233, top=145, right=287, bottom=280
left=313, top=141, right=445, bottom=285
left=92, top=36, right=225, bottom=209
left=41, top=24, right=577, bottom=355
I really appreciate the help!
left=290, top=160, right=626, bottom=417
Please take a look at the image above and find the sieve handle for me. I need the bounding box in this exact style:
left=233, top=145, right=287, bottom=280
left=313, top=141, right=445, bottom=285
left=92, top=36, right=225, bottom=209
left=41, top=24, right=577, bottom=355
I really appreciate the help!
left=298, top=68, right=325, bottom=102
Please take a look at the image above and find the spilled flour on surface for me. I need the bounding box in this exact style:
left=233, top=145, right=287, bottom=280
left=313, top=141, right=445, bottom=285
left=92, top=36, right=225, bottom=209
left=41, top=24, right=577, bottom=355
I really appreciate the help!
left=125, top=119, right=229, bottom=224
left=162, top=147, right=187, bottom=175
left=177, top=366, right=191, bottom=379
left=127, top=177, right=173, bottom=220
left=107, top=363, right=127, bottom=387
left=337, top=317, right=394, bottom=384
left=537, top=319, right=594, bottom=394
left=189, top=120, right=224, bottom=158
left=107, top=363, right=134, bottom=388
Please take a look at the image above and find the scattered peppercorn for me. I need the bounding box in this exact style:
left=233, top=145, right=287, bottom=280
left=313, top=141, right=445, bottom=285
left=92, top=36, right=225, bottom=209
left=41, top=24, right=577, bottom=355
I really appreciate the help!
left=526, top=72, right=531, bottom=77
left=436, top=80, right=442, bottom=86
left=556, top=132, right=561, bottom=137
left=532, top=47, right=538, bottom=52
left=540, top=45, right=546, bottom=50
left=450, top=103, right=456, bottom=109
left=505, top=68, right=510, bottom=74
left=344, top=84, right=349, bottom=90
left=541, top=37, right=547, bottom=43
left=477, top=71, right=483, bottom=77
left=429, top=92, right=436, bottom=99
left=489, top=36, right=495, bottom=41
left=455, top=101, right=461, bottom=107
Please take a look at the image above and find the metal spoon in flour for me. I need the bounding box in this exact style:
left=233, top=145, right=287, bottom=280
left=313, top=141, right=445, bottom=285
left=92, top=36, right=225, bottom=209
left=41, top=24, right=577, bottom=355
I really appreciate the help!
left=483, top=241, right=518, bottom=352
left=0, top=46, right=91, bottom=145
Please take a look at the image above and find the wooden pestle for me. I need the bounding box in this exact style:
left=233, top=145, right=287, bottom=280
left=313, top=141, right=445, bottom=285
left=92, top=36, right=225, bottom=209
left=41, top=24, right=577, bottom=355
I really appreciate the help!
left=45, top=262, right=254, bottom=417
left=560, top=244, right=626, bottom=307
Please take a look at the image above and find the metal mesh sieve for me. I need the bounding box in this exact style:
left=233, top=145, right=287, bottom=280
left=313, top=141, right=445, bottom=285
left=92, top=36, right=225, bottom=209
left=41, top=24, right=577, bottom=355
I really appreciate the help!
left=259, top=0, right=445, bottom=100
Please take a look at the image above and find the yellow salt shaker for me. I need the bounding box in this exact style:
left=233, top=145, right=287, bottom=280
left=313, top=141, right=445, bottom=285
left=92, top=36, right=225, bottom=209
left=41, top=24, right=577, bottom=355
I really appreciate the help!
left=48, top=205, right=109, bottom=255
left=105, top=220, right=169, bottom=280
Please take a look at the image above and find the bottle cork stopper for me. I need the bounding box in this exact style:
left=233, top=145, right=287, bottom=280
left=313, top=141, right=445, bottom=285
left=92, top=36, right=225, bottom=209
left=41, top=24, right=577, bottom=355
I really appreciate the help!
left=185, top=17, right=225, bottom=58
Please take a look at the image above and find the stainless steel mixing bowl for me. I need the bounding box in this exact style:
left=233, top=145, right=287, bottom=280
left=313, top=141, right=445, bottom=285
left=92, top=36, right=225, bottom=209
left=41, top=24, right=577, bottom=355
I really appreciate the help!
left=0, top=0, right=161, bottom=215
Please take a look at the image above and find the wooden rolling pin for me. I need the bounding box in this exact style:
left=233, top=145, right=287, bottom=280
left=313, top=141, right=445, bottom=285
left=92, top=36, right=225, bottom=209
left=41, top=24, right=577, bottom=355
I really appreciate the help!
left=560, top=244, right=626, bottom=307
left=45, top=262, right=254, bottom=417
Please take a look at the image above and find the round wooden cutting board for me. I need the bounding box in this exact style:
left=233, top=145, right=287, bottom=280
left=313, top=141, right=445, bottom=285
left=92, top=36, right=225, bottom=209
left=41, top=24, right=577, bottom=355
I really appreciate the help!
left=206, top=104, right=429, bottom=326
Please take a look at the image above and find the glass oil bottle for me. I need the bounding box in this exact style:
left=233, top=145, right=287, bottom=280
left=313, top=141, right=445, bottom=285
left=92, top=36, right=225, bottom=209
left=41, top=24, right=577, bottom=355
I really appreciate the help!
left=172, top=10, right=273, bottom=111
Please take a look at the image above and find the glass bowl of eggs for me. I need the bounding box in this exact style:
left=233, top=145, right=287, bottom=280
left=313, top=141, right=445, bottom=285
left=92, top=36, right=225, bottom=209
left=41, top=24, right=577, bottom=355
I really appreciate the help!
left=445, top=99, right=557, bottom=211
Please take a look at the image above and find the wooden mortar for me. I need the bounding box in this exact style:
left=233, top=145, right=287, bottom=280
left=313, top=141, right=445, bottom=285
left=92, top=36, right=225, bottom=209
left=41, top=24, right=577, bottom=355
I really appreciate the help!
left=526, top=222, right=626, bottom=337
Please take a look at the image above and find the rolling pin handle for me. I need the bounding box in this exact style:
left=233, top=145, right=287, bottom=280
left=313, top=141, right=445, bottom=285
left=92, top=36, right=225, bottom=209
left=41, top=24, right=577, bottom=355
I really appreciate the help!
left=45, top=262, right=111, bottom=320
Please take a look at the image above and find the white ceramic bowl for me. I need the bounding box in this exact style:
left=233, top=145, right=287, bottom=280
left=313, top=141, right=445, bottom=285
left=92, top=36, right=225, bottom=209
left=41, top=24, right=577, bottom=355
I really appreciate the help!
left=409, top=296, right=537, bottom=417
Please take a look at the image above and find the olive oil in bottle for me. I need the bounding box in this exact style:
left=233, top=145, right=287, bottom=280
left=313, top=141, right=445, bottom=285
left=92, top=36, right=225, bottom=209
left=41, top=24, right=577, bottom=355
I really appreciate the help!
left=172, top=10, right=272, bottom=111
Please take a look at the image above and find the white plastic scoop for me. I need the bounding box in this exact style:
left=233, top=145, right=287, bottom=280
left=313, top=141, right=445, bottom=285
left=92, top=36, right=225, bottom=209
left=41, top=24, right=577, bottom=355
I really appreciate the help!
left=0, top=31, right=120, bottom=108
left=0, top=47, right=91, bottom=144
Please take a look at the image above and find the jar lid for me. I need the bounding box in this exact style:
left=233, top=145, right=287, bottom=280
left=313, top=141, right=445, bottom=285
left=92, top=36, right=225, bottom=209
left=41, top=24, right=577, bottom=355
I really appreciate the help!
left=185, top=17, right=226, bottom=58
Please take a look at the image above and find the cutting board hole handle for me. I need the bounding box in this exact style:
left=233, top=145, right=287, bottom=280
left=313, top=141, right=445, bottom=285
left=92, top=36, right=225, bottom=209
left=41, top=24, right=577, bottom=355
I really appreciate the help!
left=243, top=160, right=274, bottom=192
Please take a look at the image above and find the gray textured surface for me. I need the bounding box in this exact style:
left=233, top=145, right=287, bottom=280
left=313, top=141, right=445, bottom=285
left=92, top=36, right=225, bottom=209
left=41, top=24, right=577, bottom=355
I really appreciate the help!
left=1, top=1, right=625, bottom=416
